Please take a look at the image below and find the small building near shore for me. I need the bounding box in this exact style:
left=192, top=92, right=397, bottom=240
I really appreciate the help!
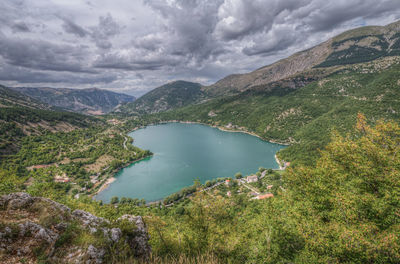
left=225, top=179, right=232, bottom=186
left=256, top=193, right=274, bottom=200
left=247, top=175, right=258, bottom=183
left=107, top=119, right=121, bottom=125
left=54, top=176, right=70, bottom=183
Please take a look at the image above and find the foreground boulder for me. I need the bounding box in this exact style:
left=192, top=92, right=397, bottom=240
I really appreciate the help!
left=0, top=192, right=151, bottom=263
left=118, top=214, right=151, bottom=258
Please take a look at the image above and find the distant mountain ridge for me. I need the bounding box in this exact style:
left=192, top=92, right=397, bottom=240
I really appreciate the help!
left=12, top=87, right=135, bottom=115
left=121, top=21, right=400, bottom=114
left=119, top=81, right=203, bottom=114
left=0, top=85, right=97, bottom=154
left=203, top=20, right=400, bottom=97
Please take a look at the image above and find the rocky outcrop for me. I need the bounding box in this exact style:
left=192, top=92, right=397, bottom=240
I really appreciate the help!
left=118, top=214, right=151, bottom=258
left=0, top=192, right=151, bottom=264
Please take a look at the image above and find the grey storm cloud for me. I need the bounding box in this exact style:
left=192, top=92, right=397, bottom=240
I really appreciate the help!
left=11, top=21, right=30, bottom=33
left=90, top=13, right=121, bottom=49
left=0, top=33, right=95, bottom=73
left=61, top=13, right=120, bottom=49
left=0, top=64, right=116, bottom=84
left=61, top=18, right=88, bottom=38
left=144, top=0, right=226, bottom=64
left=214, top=0, right=304, bottom=41
left=93, top=50, right=181, bottom=71
left=0, top=0, right=399, bottom=95
left=242, top=26, right=300, bottom=56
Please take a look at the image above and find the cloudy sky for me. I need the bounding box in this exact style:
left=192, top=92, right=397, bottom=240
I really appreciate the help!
left=0, top=0, right=400, bottom=96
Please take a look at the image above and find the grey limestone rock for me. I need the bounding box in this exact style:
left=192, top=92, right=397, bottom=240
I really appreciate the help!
left=118, top=214, right=151, bottom=258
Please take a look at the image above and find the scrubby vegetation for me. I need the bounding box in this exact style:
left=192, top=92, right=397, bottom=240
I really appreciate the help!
left=318, top=34, right=400, bottom=67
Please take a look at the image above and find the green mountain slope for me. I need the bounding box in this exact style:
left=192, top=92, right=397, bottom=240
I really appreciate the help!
left=12, top=87, right=135, bottom=115
left=0, top=85, right=52, bottom=110
left=118, top=81, right=203, bottom=114
left=0, top=85, right=97, bottom=155
left=203, top=20, right=400, bottom=97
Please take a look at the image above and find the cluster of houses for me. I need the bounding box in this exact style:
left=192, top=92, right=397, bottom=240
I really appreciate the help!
left=54, top=175, right=70, bottom=183
left=90, top=173, right=101, bottom=184
left=246, top=175, right=258, bottom=183
left=106, top=119, right=122, bottom=125
left=223, top=174, right=274, bottom=200
left=27, top=164, right=53, bottom=170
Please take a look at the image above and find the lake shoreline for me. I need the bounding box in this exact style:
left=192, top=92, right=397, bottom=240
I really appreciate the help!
left=97, top=121, right=287, bottom=202
left=96, top=177, right=116, bottom=194
left=153, top=120, right=291, bottom=146
left=275, top=154, right=284, bottom=170
left=93, top=155, right=153, bottom=197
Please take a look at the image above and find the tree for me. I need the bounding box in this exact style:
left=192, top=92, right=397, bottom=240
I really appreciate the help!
left=284, top=115, right=400, bottom=263
left=110, top=196, right=119, bottom=204
left=235, top=172, right=243, bottom=179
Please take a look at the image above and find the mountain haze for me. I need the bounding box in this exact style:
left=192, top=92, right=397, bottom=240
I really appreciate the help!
left=12, top=87, right=135, bottom=115
left=0, top=85, right=96, bottom=155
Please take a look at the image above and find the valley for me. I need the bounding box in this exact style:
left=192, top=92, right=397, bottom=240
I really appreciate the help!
left=12, top=86, right=136, bottom=115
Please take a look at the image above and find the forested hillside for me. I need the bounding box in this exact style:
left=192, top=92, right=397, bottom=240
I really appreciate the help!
left=0, top=85, right=97, bottom=155
left=119, top=81, right=203, bottom=114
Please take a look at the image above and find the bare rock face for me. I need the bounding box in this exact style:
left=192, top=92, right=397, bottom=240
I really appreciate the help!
left=118, top=214, right=151, bottom=258
left=72, top=209, right=110, bottom=228
left=0, top=193, right=151, bottom=263
left=1, top=192, right=34, bottom=209
left=110, top=228, right=122, bottom=243
left=0, top=192, right=71, bottom=219
left=86, top=245, right=106, bottom=264
left=18, top=221, right=59, bottom=244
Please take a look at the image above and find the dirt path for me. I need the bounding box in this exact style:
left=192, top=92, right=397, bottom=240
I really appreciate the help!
left=239, top=179, right=260, bottom=195
left=121, top=133, right=128, bottom=150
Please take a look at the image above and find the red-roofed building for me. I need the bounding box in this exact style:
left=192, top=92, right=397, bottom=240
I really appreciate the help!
left=225, top=179, right=232, bottom=186
left=256, top=193, right=274, bottom=200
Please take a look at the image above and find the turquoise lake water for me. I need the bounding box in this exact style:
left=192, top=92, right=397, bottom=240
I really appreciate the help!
left=95, top=123, right=285, bottom=202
